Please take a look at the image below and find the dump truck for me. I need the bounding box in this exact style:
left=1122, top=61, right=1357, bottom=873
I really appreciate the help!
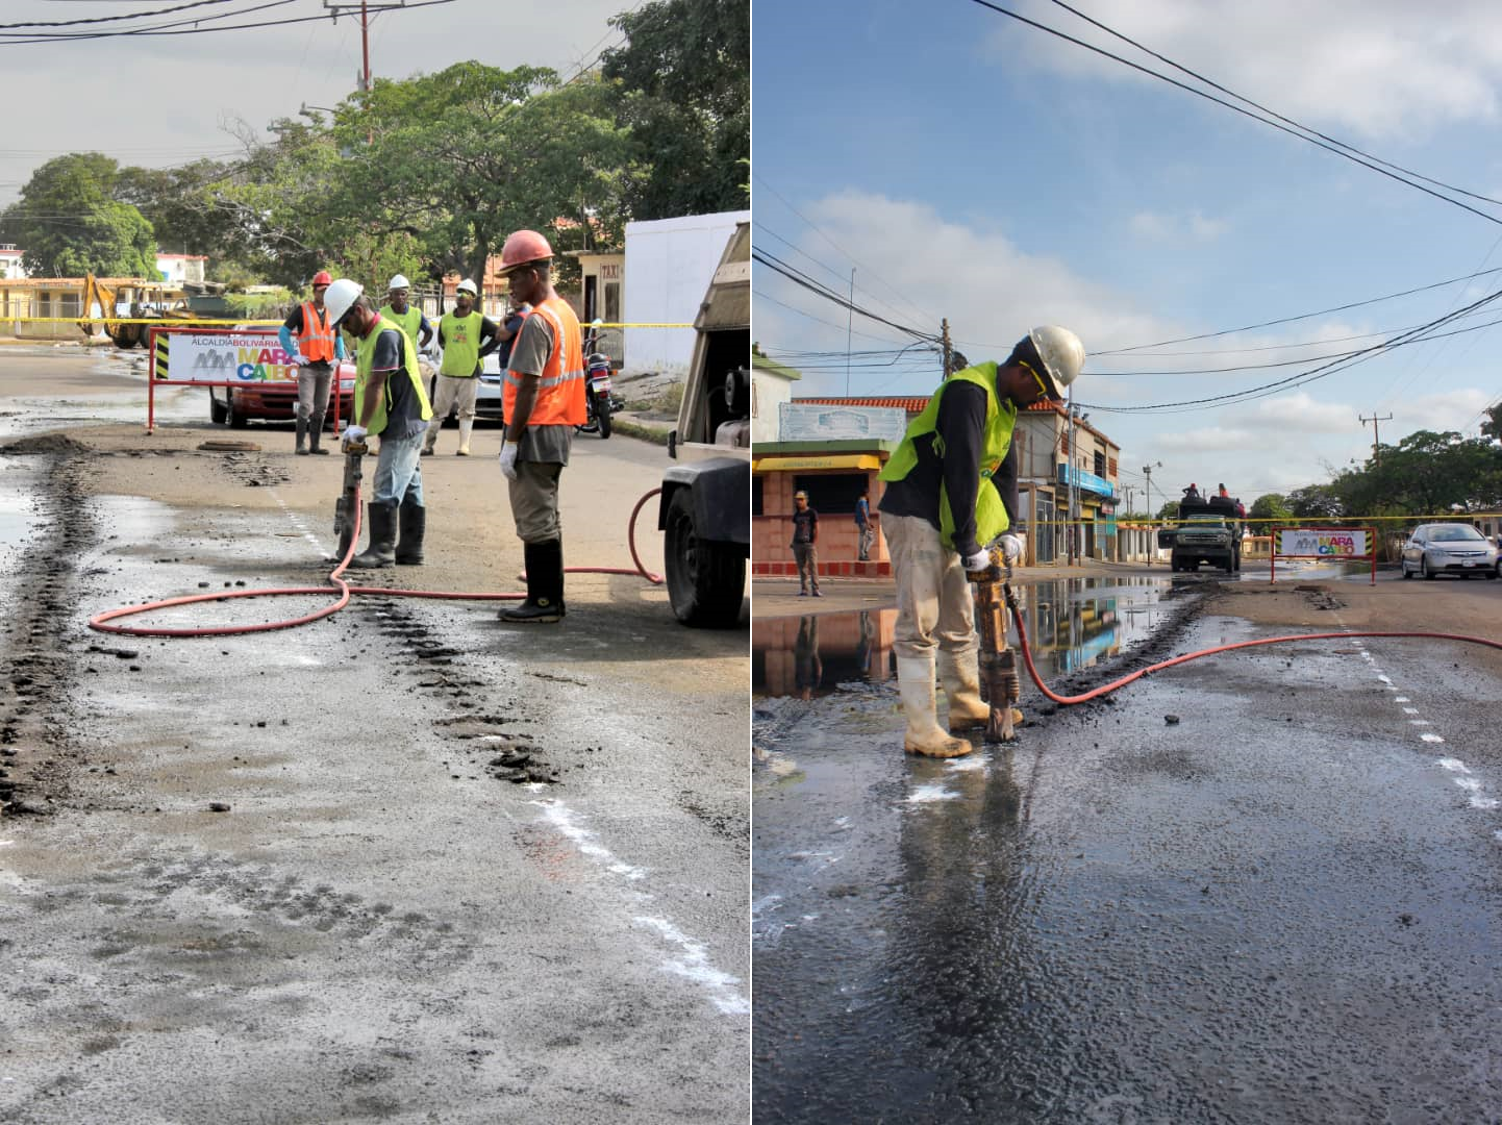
left=659, top=221, right=749, bottom=628
left=1158, top=495, right=1242, bottom=573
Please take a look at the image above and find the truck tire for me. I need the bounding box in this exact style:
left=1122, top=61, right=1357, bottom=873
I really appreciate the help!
left=665, top=488, right=744, bottom=628
left=210, top=393, right=228, bottom=425
left=228, top=393, right=248, bottom=429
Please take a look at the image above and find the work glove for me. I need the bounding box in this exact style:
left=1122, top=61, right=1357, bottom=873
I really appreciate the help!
left=341, top=424, right=367, bottom=445
left=997, top=533, right=1025, bottom=564
left=290, top=352, right=308, bottom=367
left=962, top=548, right=992, bottom=573
left=499, top=440, right=520, bottom=481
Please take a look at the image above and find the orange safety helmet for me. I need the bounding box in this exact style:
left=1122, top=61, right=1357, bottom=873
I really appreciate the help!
left=499, top=230, right=552, bottom=273
left=311, top=270, right=333, bottom=287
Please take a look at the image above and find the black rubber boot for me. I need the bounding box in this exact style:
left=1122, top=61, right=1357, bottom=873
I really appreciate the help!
left=295, top=415, right=308, bottom=455
left=308, top=413, right=328, bottom=454
left=395, top=497, right=425, bottom=565
left=349, top=503, right=397, bottom=568
left=500, top=540, right=563, bottom=623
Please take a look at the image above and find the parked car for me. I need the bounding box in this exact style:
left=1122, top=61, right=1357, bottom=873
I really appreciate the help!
left=209, top=361, right=357, bottom=428
left=1400, top=523, right=1499, bottom=580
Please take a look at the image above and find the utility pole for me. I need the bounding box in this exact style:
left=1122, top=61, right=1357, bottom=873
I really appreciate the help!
left=1067, top=387, right=1077, bottom=566
left=941, top=318, right=952, bottom=378
left=1359, top=411, right=1392, bottom=464
left=1142, top=461, right=1162, bottom=566
left=845, top=267, right=854, bottom=396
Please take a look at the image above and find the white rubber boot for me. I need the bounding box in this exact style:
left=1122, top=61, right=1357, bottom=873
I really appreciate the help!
left=897, top=656, right=972, bottom=758
left=456, top=418, right=473, bottom=456
left=939, top=648, right=1024, bottom=735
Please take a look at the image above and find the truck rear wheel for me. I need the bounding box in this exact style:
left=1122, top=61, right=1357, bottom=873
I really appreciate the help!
left=665, top=488, right=744, bottom=628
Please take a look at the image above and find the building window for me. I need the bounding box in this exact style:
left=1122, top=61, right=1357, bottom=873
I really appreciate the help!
left=1094, top=451, right=1106, bottom=478
left=795, top=473, right=867, bottom=514
left=603, top=281, right=620, bottom=324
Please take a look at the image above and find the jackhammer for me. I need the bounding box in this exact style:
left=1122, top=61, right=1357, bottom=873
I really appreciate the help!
left=966, top=544, right=1022, bottom=742
left=333, top=435, right=368, bottom=561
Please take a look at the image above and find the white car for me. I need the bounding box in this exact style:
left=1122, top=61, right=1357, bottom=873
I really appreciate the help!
left=424, top=342, right=505, bottom=422
left=1400, top=523, right=1499, bottom=580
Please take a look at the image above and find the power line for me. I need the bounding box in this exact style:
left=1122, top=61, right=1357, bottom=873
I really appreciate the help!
left=1043, top=0, right=1502, bottom=211
left=753, top=247, right=939, bottom=343
left=0, top=0, right=237, bottom=30
left=752, top=288, right=922, bottom=346
left=1077, top=286, right=1502, bottom=414
left=967, top=0, right=1502, bottom=230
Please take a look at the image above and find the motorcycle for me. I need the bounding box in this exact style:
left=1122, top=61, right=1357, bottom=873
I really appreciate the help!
left=577, top=321, right=626, bottom=439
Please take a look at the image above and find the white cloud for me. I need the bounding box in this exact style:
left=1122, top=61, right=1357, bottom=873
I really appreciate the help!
left=1397, top=388, right=1495, bottom=431
left=1156, top=426, right=1261, bottom=452
left=998, top=0, right=1502, bottom=138
left=1244, top=393, right=1357, bottom=433
left=1129, top=210, right=1227, bottom=243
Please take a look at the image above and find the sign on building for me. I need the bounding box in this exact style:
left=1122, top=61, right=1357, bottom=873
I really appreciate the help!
left=778, top=402, right=908, bottom=442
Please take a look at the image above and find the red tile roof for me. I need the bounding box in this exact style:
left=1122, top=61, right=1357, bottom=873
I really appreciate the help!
left=794, top=395, right=1065, bottom=415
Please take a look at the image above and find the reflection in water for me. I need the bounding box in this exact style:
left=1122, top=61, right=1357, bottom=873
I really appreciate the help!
left=753, top=576, right=1171, bottom=698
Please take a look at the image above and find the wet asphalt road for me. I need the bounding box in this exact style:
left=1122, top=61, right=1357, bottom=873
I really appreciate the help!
left=0, top=349, right=749, bottom=1124
left=753, top=588, right=1502, bottom=1123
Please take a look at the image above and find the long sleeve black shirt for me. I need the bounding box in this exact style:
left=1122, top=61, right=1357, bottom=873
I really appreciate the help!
left=878, top=381, right=1019, bottom=559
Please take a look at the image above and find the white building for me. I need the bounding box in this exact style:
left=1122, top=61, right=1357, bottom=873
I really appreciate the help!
left=0, top=245, right=25, bottom=280
left=622, top=210, right=750, bottom=377
left=751, top=351, right=801, bottom=444
left=156, top=253, right=207, bottom=284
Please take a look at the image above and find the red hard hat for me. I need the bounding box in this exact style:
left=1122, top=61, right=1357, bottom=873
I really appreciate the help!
left=500, top=230, right=552, bottom=272
left=312, top=270, right=333, bottom=286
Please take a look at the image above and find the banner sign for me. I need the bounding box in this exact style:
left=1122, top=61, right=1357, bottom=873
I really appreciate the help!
left=154, top=329, right=296, bottom=384
left=778, top=402, right=908, bottom=442
left=1275, top=528, right=1369, bottom=557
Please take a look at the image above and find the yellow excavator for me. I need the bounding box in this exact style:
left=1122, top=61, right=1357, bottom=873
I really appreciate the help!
left=78, top=274, right=191, bottom=348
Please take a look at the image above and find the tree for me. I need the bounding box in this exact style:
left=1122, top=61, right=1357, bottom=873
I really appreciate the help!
left=1482, top=401, right=1502, bottom=442
left=602, top=0, right=749, bottom=219
left=4, top=153, right=157, bottom=277
left=1249, top=493, right=1293, bottom=522
left=1286, top=484, right=1344, bottom=519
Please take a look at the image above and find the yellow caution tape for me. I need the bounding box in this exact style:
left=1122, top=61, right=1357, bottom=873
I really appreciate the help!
left=3, top=317, right=695, bottom=328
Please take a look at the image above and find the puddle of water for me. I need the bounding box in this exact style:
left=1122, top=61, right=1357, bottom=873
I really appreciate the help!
left=752, top=575, right=1172, bottom=698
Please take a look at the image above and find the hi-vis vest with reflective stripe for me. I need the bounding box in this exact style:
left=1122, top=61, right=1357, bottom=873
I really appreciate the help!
left=379, top=304, right=425, bottom=348
left=503, top=295, right=585, bottom=426
left=297, top=301, right=337, bottom=363
left=354, top=316, right=433, bottom=436
left=878, top=362, right=1017, bottom=549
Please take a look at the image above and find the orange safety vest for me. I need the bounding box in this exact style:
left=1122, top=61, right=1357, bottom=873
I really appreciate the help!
left=297, top=301, right=337, bottom=363
left=502, top=295, right=585, bottom=426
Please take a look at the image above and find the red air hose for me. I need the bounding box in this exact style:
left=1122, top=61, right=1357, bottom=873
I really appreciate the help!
left=88, top=487, right=664, bottom=638
left=1010, top=592, right=1502, bottom=706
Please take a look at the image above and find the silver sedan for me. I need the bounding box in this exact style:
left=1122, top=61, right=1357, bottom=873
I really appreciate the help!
left=1400, top=522, right=1499, bottom=580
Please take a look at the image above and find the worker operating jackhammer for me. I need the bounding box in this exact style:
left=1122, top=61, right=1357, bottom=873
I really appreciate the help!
left=877, top=326, right=1085, bottom=757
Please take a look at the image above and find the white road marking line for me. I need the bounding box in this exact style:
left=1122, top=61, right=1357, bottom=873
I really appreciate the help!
left=906, top=783, right=959, bottom=803
left=1438, top=759, right=1471, bottom=774
left=1403, top=707, right=1420, bottom=715
left=1421, top=733, right=1445, bottom=744
left=1395, top=696, right=1410, bottom=702
left=1377, top=674, right=1393, bottom=685
left=1410, top=719, right=1431, bottom=726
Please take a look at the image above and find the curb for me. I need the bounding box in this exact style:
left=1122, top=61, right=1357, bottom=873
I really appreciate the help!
left=609, top=418, right=671, bottom=446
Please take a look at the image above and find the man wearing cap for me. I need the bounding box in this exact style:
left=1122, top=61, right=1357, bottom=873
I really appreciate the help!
left=425, top=278, right=501, bottom=457
left=790, top=490, right=820, bottom=597
left=877, top=326, right=1085, bottom=758
left=495, top=229, right=585, bottom=623
left=279, top=270, right=348, bottom=455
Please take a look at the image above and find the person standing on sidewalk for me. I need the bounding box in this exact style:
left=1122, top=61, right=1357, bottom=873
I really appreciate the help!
left=855, top=485, right=876, bottom=561
left=279, top=269, right=347, bottom=455
left=425, top=279, right=500, bottom=457
left=878, top=326, right=1084, bottom=758
left=495, top=230, right=585, bottom=623
left=791, top=490, right=821, bottom=597
left=323, top=279, right=434, bottom=569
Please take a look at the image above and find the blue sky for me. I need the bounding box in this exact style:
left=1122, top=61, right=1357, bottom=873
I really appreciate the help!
left=752, top=0, right=1502, bottom=509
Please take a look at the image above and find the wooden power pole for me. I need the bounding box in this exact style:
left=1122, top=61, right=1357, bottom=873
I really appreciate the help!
left=1359, top=412, right=1392, bottom=464
left=941, top=318, right=952, bottom=378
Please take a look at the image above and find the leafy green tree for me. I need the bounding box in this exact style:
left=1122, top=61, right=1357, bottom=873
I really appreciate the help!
left=1249, top=493, right=1293, bottom=522
left=1481, top=401, right=1502, bottom=442
left=4, top=153, right=157, bottom=277
left=1286, top=484, right=1344, bottom=519
left=602, top=0, right=749, bottom=219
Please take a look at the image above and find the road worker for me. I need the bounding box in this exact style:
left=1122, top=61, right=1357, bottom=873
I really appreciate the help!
left=878, top=326, right=1085, bottom=757
left=324, top=279, right=434, bottom=568
left=279, top=269, right=347, bottom=455
left=379, top=274, right=434, bottom=354
left=425, top=278, right=500, bottom=457
left=495, top=230, right=585, bottom=623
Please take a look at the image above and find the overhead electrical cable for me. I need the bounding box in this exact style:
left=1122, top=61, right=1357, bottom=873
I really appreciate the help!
left=753, top=220, right=936, bottom=332
left=0, top=0, right=236, bottom=29
left=967, top=0, right=1502, bottom=229
left=1043, top=0, right=1502, bottom=210
left=754, top=248, right=940, bottom=343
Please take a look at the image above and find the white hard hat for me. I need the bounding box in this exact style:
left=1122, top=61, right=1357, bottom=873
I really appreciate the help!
left=387, top=274, right=410, bottom=291
left=1028, top=325, right=1085, bottom=397
left=456, top=279, right=478, bottom=296
left=325, top=278, right=364, bottom=326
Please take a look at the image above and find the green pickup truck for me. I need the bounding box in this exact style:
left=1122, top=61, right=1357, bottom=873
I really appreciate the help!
left=1158, top=496, right=1242, bottom=573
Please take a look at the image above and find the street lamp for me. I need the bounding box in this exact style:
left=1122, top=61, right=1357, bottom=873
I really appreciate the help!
left=299, top=102, right=338, bottom=120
